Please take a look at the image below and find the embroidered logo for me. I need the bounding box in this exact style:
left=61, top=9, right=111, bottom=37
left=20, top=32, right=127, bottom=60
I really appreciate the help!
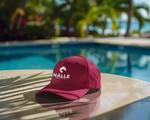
left=60, top=66, right=66, bottom=73
left=53, top=66, right=70, bottom=79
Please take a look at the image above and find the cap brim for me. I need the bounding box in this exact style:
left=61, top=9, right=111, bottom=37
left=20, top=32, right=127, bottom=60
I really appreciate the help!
left=35, top=86, right=89, bottom=100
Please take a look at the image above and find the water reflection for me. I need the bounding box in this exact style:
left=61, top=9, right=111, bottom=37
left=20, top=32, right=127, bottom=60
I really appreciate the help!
left=35, top=89, right=101, bottom=120
left=84, top=49, right=150, bottom=82
left=1, top=46, right=150, bottom=82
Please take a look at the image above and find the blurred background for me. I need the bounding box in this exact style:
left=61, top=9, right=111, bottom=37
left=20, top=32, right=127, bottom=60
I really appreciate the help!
left=0, top=0, right=150, bottom=41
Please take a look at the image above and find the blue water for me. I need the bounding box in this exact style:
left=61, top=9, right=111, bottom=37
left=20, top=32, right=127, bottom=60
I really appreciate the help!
left=0, top=44, right=150, bottom=83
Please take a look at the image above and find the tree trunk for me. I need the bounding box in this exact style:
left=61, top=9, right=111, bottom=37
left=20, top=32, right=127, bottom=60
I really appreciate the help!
left=124, top=0, right=132, bottom=37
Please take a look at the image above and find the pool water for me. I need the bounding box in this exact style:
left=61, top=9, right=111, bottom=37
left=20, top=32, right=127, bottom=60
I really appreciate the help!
left=0, top=43, right=150, bottom=83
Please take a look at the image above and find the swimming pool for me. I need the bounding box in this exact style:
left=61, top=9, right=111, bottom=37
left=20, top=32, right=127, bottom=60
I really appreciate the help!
left=0, top=42, right=150, bottom=83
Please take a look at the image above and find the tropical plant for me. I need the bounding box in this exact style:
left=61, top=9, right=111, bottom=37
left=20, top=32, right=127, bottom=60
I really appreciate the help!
left=21, top=21, right=55, bottom=39
left=0, top=0, right=26, bottom=40
left=111, top=0, right=149, bottom=36
left=97, top=0, right=149, bottom=36
left=1, top=0, right=149, bottom=40
left=23, top=0, right=72, bottom=39
left=57, top=0, right=92, bottom=37
left=133, top=3, right=149, bottom=30
left=75, top=4, right=118, bottom=37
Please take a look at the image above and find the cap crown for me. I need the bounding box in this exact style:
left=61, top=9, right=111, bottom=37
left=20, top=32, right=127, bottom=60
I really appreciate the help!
left=50, top=55, right=101, bottom=90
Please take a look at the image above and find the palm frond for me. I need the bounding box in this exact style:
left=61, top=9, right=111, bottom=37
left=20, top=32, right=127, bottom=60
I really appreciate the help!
left=134, top=3, right=149, bottom=14
left=133, top=10, right=145, bottom=30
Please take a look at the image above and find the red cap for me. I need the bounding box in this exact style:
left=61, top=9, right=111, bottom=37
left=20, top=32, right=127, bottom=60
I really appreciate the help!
left=35, top=55, right=101, bottom=100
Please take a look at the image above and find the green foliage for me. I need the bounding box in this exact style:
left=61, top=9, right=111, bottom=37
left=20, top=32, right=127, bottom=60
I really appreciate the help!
left=133, top=3, right=150, bottom=30
left=0, top=0, right=150, bottom=40
left=21, top=21, right=55, bottom=40
left=131, top=30, right=142, bottom=37
left=76, top=5, right=118, bottom=37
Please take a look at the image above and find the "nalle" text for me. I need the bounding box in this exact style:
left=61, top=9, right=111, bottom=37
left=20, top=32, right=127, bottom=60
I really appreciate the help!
left=53, top=73, right=70, bottom=79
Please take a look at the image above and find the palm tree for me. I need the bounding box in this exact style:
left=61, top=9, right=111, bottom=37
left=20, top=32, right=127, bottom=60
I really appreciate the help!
left=60, top=0, right=119, bottom=38
left=76, top=5, right=117, bottom=37
left=124, top=0, right=132, bottom=37
left=99, top=0, right=149, bottom=37
left=124, top=0, right=149, bottom=36
left=76, top=5, right=99, bottom=37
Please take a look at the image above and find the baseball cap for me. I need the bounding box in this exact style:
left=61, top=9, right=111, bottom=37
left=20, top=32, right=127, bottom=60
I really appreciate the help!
left=35, top=55, right=101, bottom=100
left=35, top=89, right=101, bottom=120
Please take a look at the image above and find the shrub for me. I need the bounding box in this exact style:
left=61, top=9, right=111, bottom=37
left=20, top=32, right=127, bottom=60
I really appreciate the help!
left=21, top=21, right=56, bottom=40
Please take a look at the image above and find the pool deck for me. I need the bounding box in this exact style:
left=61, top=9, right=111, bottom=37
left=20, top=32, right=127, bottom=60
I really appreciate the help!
left=0, top=70, right=150, bottom=120
left=1, top=38, right=150, bottom=119
left=1, top=37, right=150, bottom=48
